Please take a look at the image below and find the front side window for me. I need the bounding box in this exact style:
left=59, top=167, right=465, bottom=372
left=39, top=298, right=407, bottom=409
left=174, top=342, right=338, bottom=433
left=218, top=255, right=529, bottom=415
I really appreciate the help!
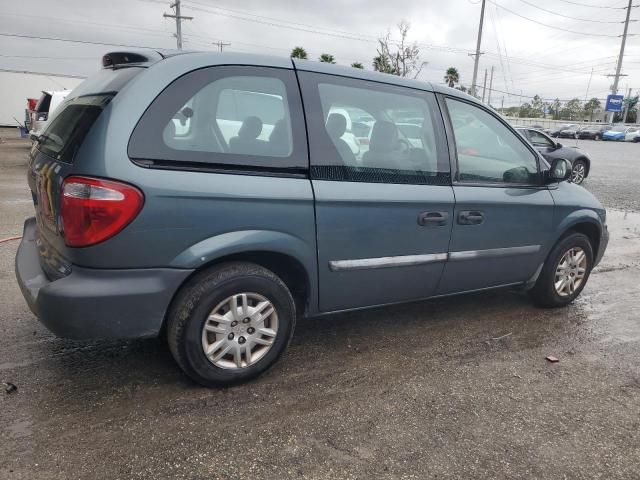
left=129, top=67, right=306, bottom=171
left=446, top=98, right=539, bottom=184
left=528, top=130, right=555, bottom=148
left=299, top=72, right=450, bottom=185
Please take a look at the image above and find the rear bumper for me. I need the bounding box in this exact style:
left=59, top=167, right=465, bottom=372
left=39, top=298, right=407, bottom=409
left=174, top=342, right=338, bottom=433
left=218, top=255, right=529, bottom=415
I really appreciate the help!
left=15, top=217, right=193, bottom=339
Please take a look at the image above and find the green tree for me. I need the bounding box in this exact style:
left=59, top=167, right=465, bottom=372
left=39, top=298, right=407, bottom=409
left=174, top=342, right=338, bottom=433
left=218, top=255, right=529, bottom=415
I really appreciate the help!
left=290, top=47, right=308, bottom=60
left=561, top=98, right=583, bottom=120
left=444, top=67, right=460, bottom=88
left=373, top=54, right=397, bottom=74
left=530, top=95, right=544, bottom=118
left=351, top=62, right=364, bottom=69
left=583, top=98, right=602, bottom=121
left=519, top=103, right=533, bottom=118
left=319, top=53, right=335, bottom=64
left=614, top=95, right=639, bottom=123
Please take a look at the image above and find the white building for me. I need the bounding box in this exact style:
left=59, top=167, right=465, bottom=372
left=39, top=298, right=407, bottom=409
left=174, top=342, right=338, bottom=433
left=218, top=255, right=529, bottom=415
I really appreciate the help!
left=0, top=69, right=85, bottom=127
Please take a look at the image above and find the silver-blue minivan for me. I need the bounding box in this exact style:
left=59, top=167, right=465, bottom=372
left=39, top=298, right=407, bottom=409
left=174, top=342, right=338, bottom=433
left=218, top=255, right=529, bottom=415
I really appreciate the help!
left=15, top=51, right=608, bottom=385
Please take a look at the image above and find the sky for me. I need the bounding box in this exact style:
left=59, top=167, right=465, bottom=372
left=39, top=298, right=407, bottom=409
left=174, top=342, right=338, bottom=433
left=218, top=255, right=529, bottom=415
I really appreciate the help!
left=1, top=0, right=639, bottom=107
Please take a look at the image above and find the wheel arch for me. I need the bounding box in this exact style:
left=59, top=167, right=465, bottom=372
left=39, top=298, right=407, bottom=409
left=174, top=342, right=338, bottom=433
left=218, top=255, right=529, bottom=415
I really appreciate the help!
left=573, top=156, right=590, bottom=177
left=553, top=213, right=602, bottom=258
left=164, top=230, right=318, bottom=330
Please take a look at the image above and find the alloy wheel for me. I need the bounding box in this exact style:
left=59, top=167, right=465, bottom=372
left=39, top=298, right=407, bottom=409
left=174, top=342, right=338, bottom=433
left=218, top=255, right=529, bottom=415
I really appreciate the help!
left=554, top=247, right=587, bottom=297
left=571, top=162, right=586, bottom=184
left=201, top=292, right=279, bottom=369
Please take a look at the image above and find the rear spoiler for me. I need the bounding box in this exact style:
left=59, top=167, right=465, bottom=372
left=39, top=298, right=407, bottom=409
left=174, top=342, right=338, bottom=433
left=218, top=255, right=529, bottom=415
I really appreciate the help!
left=102, top=50, right=164, bottom=69
left=102, top=49, right=191, bottom=69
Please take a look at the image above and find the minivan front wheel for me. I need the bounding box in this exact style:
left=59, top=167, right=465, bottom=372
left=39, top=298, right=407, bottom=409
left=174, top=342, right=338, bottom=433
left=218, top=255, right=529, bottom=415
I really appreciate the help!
left=167, top=262, right=296, bottom=386
left=530, top=233, right=593, bottom=308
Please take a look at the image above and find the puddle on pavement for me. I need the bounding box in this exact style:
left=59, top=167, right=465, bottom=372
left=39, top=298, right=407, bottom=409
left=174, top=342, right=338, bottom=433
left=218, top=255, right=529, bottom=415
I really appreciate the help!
left=578, top=209, right=640, bottom=345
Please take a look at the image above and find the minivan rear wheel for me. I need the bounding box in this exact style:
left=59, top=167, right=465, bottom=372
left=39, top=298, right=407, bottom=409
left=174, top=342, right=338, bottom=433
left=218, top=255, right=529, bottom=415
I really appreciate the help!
left=530, top=232, right=593, bottom=308
left=167, top=262, right=296, bottom=386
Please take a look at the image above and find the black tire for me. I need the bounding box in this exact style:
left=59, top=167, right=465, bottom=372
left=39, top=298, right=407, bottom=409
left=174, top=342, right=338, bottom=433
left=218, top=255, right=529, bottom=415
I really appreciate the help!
left=529, top=232, right=593, bottom=308
left=594, top=134, right=601, bottom=141
left=167, top=262, right=296, bottom=387
left=571, top=159, right=587, bottom=185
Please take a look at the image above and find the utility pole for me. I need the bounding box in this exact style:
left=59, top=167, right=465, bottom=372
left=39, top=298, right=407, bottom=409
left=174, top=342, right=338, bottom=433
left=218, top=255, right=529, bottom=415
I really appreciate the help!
left=607, top=0, right=633, bottom=123
left=487, top=65, right=494, bottom=106
left=163, top=0, right=193, bottom=50
left=470, top=0, right=486, bottom=98
left=213, top=41, right=231, bottom=52
left=481, top=69, right=488, bottom=103
left=622, top=87, right=632, bottom=123
left=501, top=96, right=504, bottom=115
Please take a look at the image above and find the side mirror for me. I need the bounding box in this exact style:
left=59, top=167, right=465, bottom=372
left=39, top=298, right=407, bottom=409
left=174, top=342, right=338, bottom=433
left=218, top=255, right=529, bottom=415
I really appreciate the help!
left=547, top=158, right=572, bottom=183
left=555, top=142, right=562, bottom=149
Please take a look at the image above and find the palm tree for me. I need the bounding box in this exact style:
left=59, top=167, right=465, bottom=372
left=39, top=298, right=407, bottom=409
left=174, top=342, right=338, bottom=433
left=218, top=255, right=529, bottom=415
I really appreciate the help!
left=290, top=47, right=308, bottom=60
left=444, top=67, right=459, bottom=88
left=351, top=62, right=364, bottom=69
left=319, top=53, right=336, bottom=64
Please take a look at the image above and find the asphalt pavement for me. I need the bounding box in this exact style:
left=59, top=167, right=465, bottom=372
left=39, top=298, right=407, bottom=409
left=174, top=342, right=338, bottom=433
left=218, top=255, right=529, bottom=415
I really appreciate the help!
left=1, top=129, right=639, bottom=479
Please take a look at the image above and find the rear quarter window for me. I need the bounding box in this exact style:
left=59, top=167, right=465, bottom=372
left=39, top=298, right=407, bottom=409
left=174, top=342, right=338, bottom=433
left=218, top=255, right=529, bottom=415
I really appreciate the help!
left=128, top=66, right=307, bottom=173
left=36, top=95, right=112, bottom=163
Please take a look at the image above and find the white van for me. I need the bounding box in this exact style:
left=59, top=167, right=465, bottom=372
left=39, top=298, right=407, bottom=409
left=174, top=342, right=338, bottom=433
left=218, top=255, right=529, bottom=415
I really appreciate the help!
left=29, top=90, right=71, bottom=139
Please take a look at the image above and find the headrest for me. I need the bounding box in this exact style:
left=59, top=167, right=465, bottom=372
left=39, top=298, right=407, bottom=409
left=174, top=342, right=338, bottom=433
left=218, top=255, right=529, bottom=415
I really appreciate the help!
left=369, top=121, right=399, bottom=152
left=238, top=116, right=263, bottom=139
left=326, top=113, right=347, bottom=139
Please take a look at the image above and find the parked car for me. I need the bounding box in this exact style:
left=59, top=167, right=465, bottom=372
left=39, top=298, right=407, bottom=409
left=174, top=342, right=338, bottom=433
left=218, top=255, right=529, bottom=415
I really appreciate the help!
left=625, top=129, right=640, bottom=142
left=557, top=124, right=581, bottom=139
left=602, top=125, right=639, bottom=141
left=28, top=90, right=71, bottom=140
left=577, top=124, right=611, bottom=141
left=549, top=124, right=577, bottom=138
left=515, top=128, right=591, bottom=185
left=15, top=51, right=609, bottom=386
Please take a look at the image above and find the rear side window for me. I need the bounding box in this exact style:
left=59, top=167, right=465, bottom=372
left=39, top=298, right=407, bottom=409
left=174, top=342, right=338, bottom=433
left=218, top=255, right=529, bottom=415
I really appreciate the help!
left=36, top=94, right=112, bottom=164
left=298, top=72, right=450, bottom=185
left=36, top=93, right=52, bottom=113
left=128, top=66, right=307, bottom=172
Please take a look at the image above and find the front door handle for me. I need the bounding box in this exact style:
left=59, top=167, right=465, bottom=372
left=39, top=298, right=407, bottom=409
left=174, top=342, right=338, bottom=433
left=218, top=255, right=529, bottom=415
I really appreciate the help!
left=458, top=210, right=485, bottom=225
left=418, top=211, right=449, bottom=227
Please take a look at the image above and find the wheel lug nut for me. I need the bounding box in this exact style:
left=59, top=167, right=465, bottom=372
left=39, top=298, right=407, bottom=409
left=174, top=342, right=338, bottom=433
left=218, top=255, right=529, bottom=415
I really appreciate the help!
left=228, top=333, right=234, bottom=340
left=231, top=320, right=238, bottom=327
left=247, top=327, right=255, bottom=334
left=242, top=317, right=251, bottom=324
left=238, top=336, right=246, bottom=344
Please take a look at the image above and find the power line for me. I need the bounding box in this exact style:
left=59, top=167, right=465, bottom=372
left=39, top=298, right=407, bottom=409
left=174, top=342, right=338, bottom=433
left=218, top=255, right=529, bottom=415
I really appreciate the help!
left=0, top=67, right=86, bottom=79
left=0, top=53, right=96, bottom=60
left=0, top=12, right=175, bottom=38
left=553, top=0, right=628, bottom=9
left=515, top=0, right=626, bottom=23
left=487, top=0, right=622, bottom=37
left=0, top=32, right=167, bottom=50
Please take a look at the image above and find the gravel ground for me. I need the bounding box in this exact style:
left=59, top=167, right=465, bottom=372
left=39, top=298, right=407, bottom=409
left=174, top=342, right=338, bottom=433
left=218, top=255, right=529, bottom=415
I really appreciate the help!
left=1, top=129, right=639, bottom=479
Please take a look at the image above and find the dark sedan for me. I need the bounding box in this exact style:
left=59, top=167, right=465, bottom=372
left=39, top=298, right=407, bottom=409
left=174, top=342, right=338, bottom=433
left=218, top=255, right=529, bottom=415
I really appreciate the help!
left=549, top=123, right=577, bottom=138
left=578, top=124, right=611, bottom=141
left=516, top=127, right=591, bottom=184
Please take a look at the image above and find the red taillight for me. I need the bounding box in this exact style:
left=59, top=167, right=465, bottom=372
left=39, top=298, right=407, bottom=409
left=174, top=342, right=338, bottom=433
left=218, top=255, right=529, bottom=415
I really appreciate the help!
left=60, top=176, right=144, bottom=247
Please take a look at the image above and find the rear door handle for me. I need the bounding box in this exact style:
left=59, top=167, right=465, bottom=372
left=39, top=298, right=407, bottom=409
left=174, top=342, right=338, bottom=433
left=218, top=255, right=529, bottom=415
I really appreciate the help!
left=418, top=211, right=449, bottom=227
left=458, top=210, right=485, bottom=225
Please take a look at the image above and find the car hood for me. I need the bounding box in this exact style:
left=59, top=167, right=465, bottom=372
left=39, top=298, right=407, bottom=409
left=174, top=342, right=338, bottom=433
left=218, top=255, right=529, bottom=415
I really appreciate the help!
left=603, top=131, right=624, bottom=136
